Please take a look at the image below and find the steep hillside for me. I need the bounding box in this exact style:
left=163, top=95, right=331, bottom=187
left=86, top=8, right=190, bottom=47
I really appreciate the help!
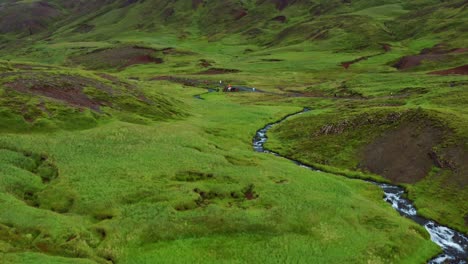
left=1, top=0, right=467, bottom=52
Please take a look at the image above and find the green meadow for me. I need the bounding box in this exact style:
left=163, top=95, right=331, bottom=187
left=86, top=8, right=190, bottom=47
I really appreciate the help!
left=0, top=84, right=440, bottom=263
left=0, top=0, right=467, bottom=263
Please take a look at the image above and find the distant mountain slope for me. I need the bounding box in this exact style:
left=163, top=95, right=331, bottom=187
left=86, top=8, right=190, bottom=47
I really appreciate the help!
left=0, top=1, right=63, bottom=35
left=1, top=0, right=466, bottom=51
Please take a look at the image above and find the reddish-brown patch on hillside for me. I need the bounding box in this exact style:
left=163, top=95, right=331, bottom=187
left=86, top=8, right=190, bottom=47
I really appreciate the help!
left=197, top=68, right=241, bottom=75
left=4, top=74, right=114, bottom=111
left=341, top=62, right=351, bottom=69
left=393, top=44, right=467, bottom=70
left=124, top=55, right=163, bottom=68
left=23, top=86, right=101, bottom=111
left=451, top=48, right=468, bottom=53
left=381, top=43, right=392, bottom=52
left=394, top=54, right=444, bottom=70
left=361, top=117, right=445, bottom=184
left=262, top=58, right=284, bottom=62
left=429, top=65, right=468, bottom=75
left=71, top=46, right=163, bottom=70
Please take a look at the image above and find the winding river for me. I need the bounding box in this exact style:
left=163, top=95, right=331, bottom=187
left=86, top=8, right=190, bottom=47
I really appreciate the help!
left=252, top=109, right=468, bottom=264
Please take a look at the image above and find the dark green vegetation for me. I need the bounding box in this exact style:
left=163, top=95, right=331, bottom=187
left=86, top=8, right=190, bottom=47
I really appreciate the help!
left=0, top=0, right=467, bottom=263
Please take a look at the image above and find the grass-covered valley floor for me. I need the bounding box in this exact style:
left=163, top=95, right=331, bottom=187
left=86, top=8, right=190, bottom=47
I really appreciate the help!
left=0, top=0, right=467, bottom=263
left=0, top=75, right=441, bottom=263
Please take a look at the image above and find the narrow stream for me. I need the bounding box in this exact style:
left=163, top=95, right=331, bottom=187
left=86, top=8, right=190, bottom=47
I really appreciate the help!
left=252, top=109, right=468, bottom=264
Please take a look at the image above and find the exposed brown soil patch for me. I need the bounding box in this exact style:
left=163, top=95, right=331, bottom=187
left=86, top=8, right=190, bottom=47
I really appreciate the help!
left=393, top=44, right=466, bottom=70
left=28, top=86, right=101, bottom=111
left=394, top=54, right=445, bottom=70
left=197, top=68, right=241, bottom=75
left=71, top=46, right=163, bottom=70
left=124, top=55, right=163, bottom=68
left=4, top=73, right=113, bottom=111
left=429, top=65, right=468, bottom=75
left=381, top=43, right=392, bottom=52
left=243, top=184, right=258, bottom=200
left=262, top=58, right=284, bottom=62
left=452, top=48, right=468, bottom=53
left=244, top=192, right=256, bottom=200
left=361, top=118, right=444, bottom=184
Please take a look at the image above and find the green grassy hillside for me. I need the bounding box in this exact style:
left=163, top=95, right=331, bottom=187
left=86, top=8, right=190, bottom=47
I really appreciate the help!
left=0, top=0, right=466, bottom=263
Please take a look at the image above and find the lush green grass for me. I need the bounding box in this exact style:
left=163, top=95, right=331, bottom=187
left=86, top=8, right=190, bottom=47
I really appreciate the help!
left=0, top=85, right=440, bottom=263
left=0, top=0, right=467, bottom=262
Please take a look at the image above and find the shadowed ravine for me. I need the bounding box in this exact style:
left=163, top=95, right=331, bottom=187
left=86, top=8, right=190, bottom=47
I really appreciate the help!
left=252, top=109, right=468, bottom=264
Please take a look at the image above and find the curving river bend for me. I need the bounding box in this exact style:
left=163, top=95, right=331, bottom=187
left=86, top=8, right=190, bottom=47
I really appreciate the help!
left=252, top=109, right=468, bottom=264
